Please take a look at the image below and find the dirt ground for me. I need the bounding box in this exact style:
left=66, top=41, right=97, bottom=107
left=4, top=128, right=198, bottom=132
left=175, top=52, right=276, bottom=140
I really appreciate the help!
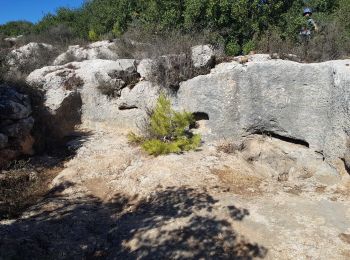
left=1, top=125, right=350, bottom=259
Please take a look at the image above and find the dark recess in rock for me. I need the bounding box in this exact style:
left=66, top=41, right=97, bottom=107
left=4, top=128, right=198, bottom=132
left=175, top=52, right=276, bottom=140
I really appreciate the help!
left=118, top=105, right=138, bottom=110
left=193, top=112, right=209, bottom=121
left=252, top=131, right=310, bottom=148
left=190, top=112, right=209, bottom=129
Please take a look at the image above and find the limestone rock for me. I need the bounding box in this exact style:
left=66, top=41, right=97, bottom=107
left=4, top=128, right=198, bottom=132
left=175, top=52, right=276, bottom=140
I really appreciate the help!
left=240, top=135, right=341, bottom=185
left=53, top=41, right=119, bottom=65
left=6, top=42, right=56, bottom=77
left=191, top=45, right=216, bottom=69
left=137, top=59, right=157, bottom=81
left=0, top=86, right=31, bottom=120
left=248, top=54, right=271, bottom=62
left=4, top=35, right=23, bottom=47
left=27, top=59, right=149, bottom=130
left=27, top=64, right=83, bottom=138
left=118, top=81, right=159, bottom=110
left=176, top=59, right=350, bottom=162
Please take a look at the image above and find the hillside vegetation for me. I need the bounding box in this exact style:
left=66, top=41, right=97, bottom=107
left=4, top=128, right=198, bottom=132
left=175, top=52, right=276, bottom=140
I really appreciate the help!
left=0, top=0, right=350, bottom=60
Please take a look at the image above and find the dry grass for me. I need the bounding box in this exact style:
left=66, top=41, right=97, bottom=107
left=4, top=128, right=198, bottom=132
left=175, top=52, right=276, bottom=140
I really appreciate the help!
left=0, top=161, right=62, bottom=219
left=217, top=140, right=244, bottom=154
left=63, top=74, right=84, bottom=91
left=256, top=22, right=350, bottom=62
left=117, top=28, right=213, bottom=59
left=283, top=185, right=303, bottom=196
left=333, top=181, right=350, bottom=198
left=211, top=166, right=262, bottom=196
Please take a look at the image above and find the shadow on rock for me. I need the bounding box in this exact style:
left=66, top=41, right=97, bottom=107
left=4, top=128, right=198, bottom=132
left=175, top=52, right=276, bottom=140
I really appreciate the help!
left=0, top=186, right=267, bottom=259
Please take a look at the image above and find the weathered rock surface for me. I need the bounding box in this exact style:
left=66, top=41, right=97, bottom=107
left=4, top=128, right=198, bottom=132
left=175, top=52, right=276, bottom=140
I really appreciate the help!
left=26, top=56, right=350, bottom=180
left=1, top=128, right=349, bottom=259
left=176, top=58, right=350, bottom=162
left=137, top=58, right=157, bottom=81
left=0, top=85, right=34, bottom=167
left=239, top=135, right=342, bottom=186
left=3, top=48, right=350, bottom=258
left=191, top=44, right=216, bottom=69
left=6, top=42, right=56, bottom=78
left=27, top=59, right=159, bottom=131
left=53, top=40, right=119, bottom=65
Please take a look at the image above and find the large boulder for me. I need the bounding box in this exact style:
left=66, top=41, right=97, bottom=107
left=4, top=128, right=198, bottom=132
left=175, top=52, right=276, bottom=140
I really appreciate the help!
left=191, top=44, right=216, bottom=69
left=53, top=41, right=119, bottom=65
left=4, top=35, right=23, bottom=47
left=176, top=58, right=350, bottom=162
left=27, top=59, right=159, bottom=131
left=0, top=85, right=34, bottom=167
left=6, top=42, right=56, bottom=78
left=239, top=135, right=341, bottom=185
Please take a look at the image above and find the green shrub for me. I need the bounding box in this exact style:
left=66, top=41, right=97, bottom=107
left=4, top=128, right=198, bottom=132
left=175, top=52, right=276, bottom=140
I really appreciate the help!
left=242, top=40, right=256, bottom=55
left=88, top=29, right=99, bottom=41
left=225, top=40, right=241, bottom=56
left=128, top=93, right=201, bottom=156
left=2, top=0, right=349, bottom=62
left=0, top=21, right=34, bottom=37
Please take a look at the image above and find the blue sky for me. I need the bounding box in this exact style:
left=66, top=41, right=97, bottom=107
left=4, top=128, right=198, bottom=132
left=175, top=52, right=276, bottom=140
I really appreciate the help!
left=0, top=0, right=85, bottom=25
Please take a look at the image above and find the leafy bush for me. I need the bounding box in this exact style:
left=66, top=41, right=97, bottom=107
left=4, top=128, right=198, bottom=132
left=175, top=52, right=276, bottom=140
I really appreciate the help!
left=88, top=29, right=99, bottom=41
left=242, top=40, right=256, bottom=55
left=225, top=40, right=241, bottom=56
left=128, top=93, right=201, bottom=156
left=0, top=21, right=34, bottom=37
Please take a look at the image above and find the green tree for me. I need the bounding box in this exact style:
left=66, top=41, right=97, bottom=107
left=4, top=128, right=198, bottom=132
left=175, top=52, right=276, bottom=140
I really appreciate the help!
left=0, top=21, right=34, bottom=37
left=128, top=94, right=201, bottom=156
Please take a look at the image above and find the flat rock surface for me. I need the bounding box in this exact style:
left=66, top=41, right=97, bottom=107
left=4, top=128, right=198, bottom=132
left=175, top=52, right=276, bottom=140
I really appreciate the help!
left=1, top=125, right=349, bottom=259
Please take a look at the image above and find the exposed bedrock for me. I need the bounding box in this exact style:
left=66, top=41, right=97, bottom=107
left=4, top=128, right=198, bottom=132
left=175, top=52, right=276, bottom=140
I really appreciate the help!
left=26, top=55, right=350, bottom=180
left=27, top=59, right=159, bottom=131
left=176, top=59, right=350, bottom=161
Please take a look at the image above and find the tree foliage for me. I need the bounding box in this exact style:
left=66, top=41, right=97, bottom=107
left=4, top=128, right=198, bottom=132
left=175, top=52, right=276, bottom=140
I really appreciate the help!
left=0, top=0, right=349, bottom=57
left=0, top=21, right=34, bottom=37
left=128, top=94, right=201, bottom=156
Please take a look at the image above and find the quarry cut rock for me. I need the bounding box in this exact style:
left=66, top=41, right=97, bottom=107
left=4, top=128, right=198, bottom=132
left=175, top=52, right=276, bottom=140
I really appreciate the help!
left=176, top=58, right=350, bottom=161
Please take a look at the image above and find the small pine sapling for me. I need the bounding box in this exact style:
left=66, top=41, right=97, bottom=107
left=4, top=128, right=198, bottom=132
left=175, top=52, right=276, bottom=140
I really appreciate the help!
left=128, top=93, right=201, bottom=155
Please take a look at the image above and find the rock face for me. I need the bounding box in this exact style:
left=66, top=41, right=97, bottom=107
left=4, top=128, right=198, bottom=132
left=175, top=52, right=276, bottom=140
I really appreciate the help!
left=0, top=85, right=34, bottom=167
left=176, top=59, right=350, bottom=161
left=4, top=35, right=23, bottom=47
left=26, top=54, right=350, bottom=177
left=6, top=42, right=56, bottom=78
left=53, top=41, right=119, bottom=65
left=191, top=44, right=216, bottom=69
left=239, top=135, right=341, bottom=185
left=27, top=59, right=159, bottom=131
